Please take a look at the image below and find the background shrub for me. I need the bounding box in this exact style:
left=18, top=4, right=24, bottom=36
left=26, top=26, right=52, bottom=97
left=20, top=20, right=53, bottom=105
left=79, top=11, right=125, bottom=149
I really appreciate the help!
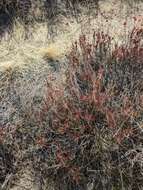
left=0, top=0, right=100, bottom=38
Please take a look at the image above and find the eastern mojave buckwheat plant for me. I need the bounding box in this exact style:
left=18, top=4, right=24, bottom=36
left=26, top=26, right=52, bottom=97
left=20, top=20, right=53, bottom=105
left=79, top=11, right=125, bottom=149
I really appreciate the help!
left=1, top=27, right=142, bottom=190
left=0, top=1, right=143, bottom=190
left=31, top=28, right=143, bottom=190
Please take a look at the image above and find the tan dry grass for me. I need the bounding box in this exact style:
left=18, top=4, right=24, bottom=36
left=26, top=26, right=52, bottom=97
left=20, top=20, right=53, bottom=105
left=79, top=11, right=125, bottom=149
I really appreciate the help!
left=1, top=0, right=143, bottom=70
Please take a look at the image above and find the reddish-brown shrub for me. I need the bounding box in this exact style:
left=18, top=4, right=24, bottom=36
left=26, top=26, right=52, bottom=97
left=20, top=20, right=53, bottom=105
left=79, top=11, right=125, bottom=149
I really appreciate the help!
left=31, top=28, right=143, bottom=189
left=1, top=27, right=143, bottom=190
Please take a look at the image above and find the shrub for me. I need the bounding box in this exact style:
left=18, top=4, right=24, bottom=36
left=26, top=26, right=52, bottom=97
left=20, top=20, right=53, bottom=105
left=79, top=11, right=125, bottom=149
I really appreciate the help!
left=0, top=27, right=143, bottom=190
left=0, top=0, right=100, bottom=39
left=31, top=28, right=143, bottom=189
